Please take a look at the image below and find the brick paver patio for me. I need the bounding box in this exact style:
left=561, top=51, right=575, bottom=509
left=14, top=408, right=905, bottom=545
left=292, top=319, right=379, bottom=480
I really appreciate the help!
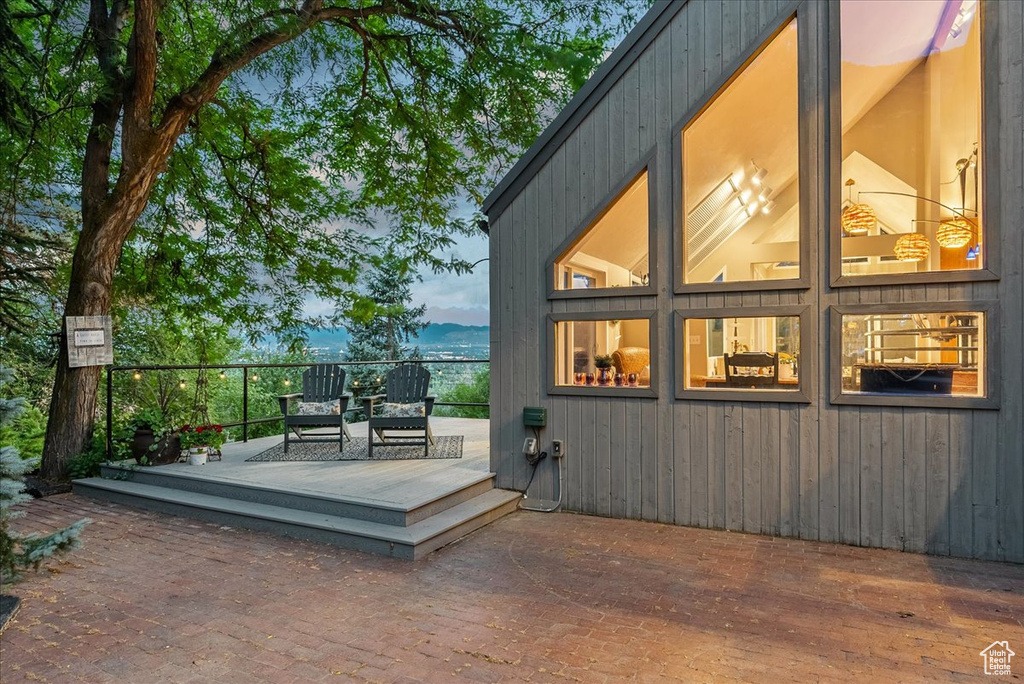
left=1, top=494, right=1021, bottom=683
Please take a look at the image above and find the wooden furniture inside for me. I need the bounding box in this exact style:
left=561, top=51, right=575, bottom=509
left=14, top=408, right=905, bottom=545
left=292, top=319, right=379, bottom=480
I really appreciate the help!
left=723, top=352, right=780, bottom=388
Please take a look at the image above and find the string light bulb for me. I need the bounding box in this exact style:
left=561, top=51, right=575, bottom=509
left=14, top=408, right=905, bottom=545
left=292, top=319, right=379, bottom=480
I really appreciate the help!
left=283, top=378, right=291, bottom=386
left=132, top=371, right=142, bottom=381
left=178, top=379, right=187, bottom=389
left=218, top=371, right=226, bottom=380
left=251, top=373, right=259, bottom=382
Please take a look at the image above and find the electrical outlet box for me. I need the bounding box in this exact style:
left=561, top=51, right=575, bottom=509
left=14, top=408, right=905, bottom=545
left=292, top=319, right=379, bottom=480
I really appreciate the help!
left=552, top=440, right=565, bottom=458
left=523, top=438, right=538, bottom=455
left=523, top=407, right=547, bottom=427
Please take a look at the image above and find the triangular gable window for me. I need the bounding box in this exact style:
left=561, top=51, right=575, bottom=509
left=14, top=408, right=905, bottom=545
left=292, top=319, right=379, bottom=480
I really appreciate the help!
left=681, top=18, right=800, bottom=285
left=553, top=168, right=650, bottom=292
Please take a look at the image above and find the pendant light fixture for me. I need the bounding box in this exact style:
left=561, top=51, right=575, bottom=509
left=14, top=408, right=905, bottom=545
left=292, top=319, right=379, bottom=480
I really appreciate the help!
left=936, top=217, right=973, bottom=249
left=841, top=178, right=876, bottom=236
left=894, top=233, right=930, bottom=262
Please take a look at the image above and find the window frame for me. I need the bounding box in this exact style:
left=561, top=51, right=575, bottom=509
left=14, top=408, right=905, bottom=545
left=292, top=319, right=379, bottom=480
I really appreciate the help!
left=546, top=310, right=658, bottom=398
left=827, top=0, right=1000, bottom=288
left=546, top=149, right=658, bottom=300
left=673, top=4, right=811, bottom=295
left=673, top=305, right=814, bottom=404
left=828, top=301, right=1000, bottom=409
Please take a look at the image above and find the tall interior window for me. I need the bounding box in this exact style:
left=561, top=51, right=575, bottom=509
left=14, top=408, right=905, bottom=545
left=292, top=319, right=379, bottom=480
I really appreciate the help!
left=554, top=170, right=650, bottom=291
left=839, top=310, right=985, bottom=397
left=683, top=316, right=800, bottom=390
left=682, top=18, right=799, bottom=284
left=839, top=0, right=982, bottom=276
left=554, top=318, right=651, bottom=388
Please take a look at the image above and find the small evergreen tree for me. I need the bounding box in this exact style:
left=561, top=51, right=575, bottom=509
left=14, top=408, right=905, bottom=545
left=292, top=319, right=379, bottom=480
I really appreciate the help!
left=1, top=368, right=89, bottom=584
left=344, top=255, right=429, bottom=418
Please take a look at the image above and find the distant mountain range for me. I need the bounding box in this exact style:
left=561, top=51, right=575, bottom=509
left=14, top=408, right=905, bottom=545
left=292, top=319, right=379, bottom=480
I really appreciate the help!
left=300, top=323, right=489, bottom=352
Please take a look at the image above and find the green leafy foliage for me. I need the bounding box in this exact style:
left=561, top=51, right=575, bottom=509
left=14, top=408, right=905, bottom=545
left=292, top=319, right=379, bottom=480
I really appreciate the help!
left=0, top=367, right=88, bottom=583
left=65, top=435, right=108, bottom=480
left=3, top=0, right=646, bottom=345
left=0, top=403, right=46, bottom=464
left=434, top=366, right=489, bottom=418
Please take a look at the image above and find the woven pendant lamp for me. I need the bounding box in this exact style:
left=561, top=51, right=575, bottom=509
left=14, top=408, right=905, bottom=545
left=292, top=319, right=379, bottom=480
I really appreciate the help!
left=936, top=217, right=973, bottom=249
left=841, top=179, right=875, bottom=236
left=894, top=233, right=930, bottom=262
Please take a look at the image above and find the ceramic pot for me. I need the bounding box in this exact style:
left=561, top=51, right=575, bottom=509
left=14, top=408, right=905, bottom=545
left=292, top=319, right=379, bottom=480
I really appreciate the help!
left=188, top=447, right=208, bottom=466
left=131, top=429, right=182, bottom=465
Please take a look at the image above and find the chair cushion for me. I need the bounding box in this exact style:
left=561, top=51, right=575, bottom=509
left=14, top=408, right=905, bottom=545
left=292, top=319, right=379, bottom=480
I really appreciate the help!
left=377, top=401, right=426, bottom=418
left=296, top=399, right=341, bottom=415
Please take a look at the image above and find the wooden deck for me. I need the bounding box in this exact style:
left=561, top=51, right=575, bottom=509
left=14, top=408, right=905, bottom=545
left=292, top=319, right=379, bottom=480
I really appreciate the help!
left=155, top=416, right=492, bottom=509
left=73, top=418, right=520, bottom=559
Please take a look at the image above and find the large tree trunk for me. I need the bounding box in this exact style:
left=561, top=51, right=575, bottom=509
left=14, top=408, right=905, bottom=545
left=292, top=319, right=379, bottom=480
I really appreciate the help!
left=40, top=218, right=122, bottom=480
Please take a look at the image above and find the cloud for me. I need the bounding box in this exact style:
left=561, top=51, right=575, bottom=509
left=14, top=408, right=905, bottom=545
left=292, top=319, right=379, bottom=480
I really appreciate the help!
left=424, top=306, right=489, bottom=326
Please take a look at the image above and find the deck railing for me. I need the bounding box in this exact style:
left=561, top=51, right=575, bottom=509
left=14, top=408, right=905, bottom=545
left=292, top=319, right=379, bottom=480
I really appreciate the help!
left=105, top=359, right=489, bottom=459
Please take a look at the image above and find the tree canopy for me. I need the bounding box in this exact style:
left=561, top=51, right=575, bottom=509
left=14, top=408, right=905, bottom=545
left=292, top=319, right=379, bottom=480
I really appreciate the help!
left=2, top=0, right=644, bottom=344
left=0, top=0, right=647, bottom=478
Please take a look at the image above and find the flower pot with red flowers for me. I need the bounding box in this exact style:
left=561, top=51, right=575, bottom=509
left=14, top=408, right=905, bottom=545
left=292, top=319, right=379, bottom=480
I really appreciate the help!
left=179, top=424, right=226, bottom=465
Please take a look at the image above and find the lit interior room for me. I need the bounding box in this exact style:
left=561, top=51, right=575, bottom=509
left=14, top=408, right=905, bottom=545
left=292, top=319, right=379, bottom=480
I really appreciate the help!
left=553, top=170, right=650, bottom=291
left=684, top=316, right=800, bottom=389
left=840, top=310, right=984, bottom=396
left=839, top=0, right=982, bottom=275
left=682, top=19, right=800, bottom=284
left=554, top=318, right=651, bottom=388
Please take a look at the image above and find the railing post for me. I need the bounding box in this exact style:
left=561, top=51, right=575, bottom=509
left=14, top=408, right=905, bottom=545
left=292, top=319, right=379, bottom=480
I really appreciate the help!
left=106, top=367, right=113, bottom=460
left=242, top=365, right=249, bottom=442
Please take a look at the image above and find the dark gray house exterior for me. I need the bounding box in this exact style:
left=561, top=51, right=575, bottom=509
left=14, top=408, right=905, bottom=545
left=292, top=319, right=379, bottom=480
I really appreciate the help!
left=484, top=0, right=1023, bottom=562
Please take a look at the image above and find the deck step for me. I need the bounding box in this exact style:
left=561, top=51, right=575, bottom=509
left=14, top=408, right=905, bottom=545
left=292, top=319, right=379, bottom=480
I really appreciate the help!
left=96, top=463, right=495, bottom=526
left=73, top=478, right=521, bottom=560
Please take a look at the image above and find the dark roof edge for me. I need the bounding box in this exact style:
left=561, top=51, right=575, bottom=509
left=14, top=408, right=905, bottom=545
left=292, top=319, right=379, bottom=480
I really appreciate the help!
left=481, top=0, right=686, bottom=219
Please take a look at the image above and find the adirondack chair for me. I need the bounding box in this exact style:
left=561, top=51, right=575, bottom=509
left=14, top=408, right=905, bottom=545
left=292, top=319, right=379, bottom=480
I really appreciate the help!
left=361, top=365, right=435, bottom=459
left=278, top=364, right=352, bottom=453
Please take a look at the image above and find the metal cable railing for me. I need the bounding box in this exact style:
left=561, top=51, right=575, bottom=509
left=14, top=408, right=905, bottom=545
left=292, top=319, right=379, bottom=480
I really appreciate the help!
left=105, top=359, right=489, bottom=459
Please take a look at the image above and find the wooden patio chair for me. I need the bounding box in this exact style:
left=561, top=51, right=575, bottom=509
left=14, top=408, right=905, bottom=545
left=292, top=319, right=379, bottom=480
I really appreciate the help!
left=278, top=364, right=352, bottom=453
left=361, top=365, right=435, bottom=459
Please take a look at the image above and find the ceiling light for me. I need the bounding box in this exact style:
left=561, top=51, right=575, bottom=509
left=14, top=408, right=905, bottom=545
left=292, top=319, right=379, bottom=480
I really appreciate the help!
left=758, top=186, right=773, bottom=202
left=761, top=200, right=776, bottom=214
left=751, top=167, right=768, bottom=186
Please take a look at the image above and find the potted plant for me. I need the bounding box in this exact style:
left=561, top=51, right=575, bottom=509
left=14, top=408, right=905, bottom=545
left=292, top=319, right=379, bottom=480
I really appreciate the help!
left=179, top=424, right=225, bottom=465
left=125, top=409, right=181, bottom=465
left=778, top=352, right=798, bottom=380
left=594, top=355, right=615, bottom=386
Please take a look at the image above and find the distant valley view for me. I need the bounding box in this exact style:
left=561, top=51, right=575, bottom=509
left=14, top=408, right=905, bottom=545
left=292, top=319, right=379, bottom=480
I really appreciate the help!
left=302, top=323, right=490, bottom=361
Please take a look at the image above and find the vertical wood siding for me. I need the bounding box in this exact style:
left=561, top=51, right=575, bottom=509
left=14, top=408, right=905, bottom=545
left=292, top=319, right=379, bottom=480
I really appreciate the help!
left=488, top=0, right=1024, bottom=562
